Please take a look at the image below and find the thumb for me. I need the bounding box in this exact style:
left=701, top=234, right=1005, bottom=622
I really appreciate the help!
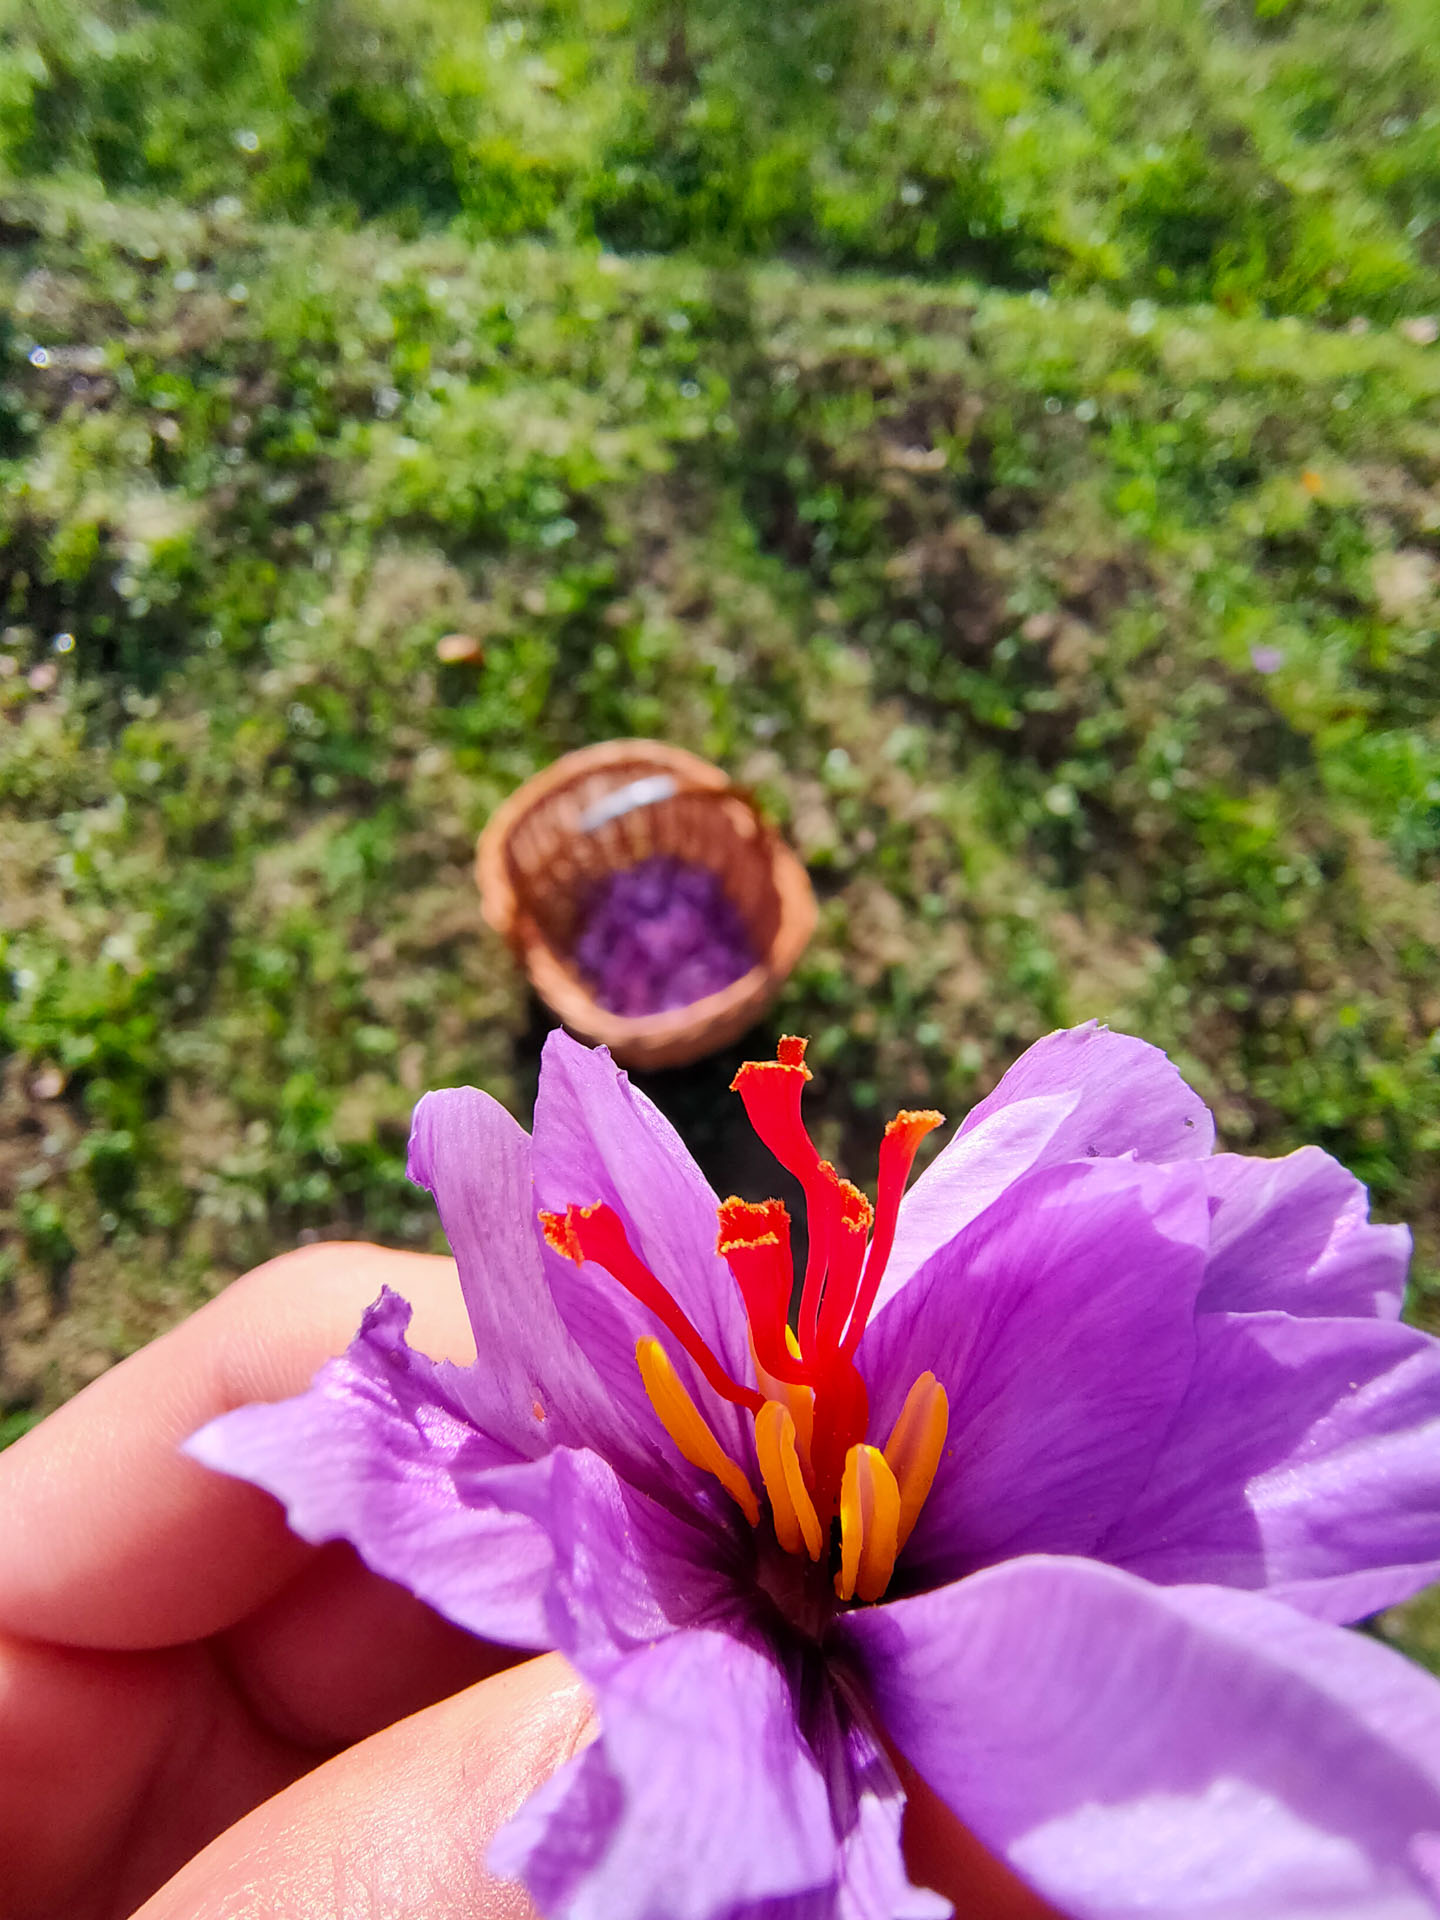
left=130, top=1647, right=1057, bottom=1920
left=130, top=1653, right=591, bottom=1920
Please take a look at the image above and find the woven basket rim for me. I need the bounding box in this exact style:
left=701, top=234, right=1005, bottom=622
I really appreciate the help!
left=476, top=738, right=735, bottom=945
left=474, top=739, right=816, bottom=1066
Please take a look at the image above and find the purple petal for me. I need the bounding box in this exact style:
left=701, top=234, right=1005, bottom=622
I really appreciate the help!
left=1098, top=1310, right=1440, bottom=1621
left=1199, top=1148, right=1409, bottom=1320
left=577, top=859, right=755, bottom=1016
left=495, top=1742, right=622, bottom=1913
left=843, top=1555, right=1440, bottom=1920
left=485, top=1443, right=750, bottom=1673
left=880, top=1023, right=1213, bottom=1311
left=406, top=1086, right=621, bottom=1459
left=860, top=1157, right=1208, bottom=1586
left=957, top=1020, right=1215, bottom=1161
left=185, top=1290, right=555, bottom=1648
left=491, top=1625, right=948, bottom=1920
left=878, top=1092, right=1084, bottom=1315
left=1164, top=1581, right=1440, bottom=1785
left=532, top=1032, right=755, bottom=1462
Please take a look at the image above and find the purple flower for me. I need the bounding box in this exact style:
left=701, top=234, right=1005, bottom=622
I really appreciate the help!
left=187, top=1023, right=1440, bottom=1918
left=574, top=857, right=757, bottom=1017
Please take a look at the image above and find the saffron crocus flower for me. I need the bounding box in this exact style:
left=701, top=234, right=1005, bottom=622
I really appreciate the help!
left=188, top=1024, right=1440, bottom=1919
left=573, top=856, right=757, bottom=1017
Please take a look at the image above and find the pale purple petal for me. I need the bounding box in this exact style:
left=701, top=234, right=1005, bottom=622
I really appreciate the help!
left=576, top=856, right=756, bottom=1016
left=487, top=1444, right=750, bottom=1672
left=1098, top=1310, right=1440, bottom=1620
left=859, top=1158, right=1208, bottom=1586
left=186, top=1289, right=555, bottom=1648
left=878, top=1093, right=1085, bottom=1315
left=532, top=1031, right=755, bottom=1460
left=1162, top=1582, right=1440, bottom=1787
left=955, top=1024, right=1216, bottom=1163
left=880, top=1024, right=1213, bottom=1309
left=406, top=1086, right=621, bottom=1459
left=491, top=1625, right=948, bottom=1920
left=1199, top=1148, right=1409, bottom=1320
left=827, top=1708, right=953, bottom=1920
left=843, top=1555, right=1440, bottom=1919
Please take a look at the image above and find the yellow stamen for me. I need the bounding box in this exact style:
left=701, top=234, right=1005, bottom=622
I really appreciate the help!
left=750, top=1327, right=816, bottom=1482
left=636, top=1338, right=760, bottom=1526
left=755, top=1400, right=824, bottom=1562
left=883, top=1372, right=950, bottom=1554
left=835, top=1443, right=902, bottom=1603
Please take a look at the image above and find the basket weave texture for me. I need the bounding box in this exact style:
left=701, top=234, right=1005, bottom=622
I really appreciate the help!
left=476, top=740, right=816, bottom=1070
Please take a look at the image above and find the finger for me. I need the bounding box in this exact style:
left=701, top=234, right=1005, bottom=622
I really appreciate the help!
left=898, top=1751, right=1062, bottom=1919
left=219, top=1539, right=520, bottom=1749
left=0, top=1629, right=304, bottom=1920
left=0, top=1563, right=518, bottom=1920
left=130, top=1653, right=593, bottom=1920
left=110, top=1644, right=1061, bottom=1920
left=0, top=1244, right=474, bottom=1649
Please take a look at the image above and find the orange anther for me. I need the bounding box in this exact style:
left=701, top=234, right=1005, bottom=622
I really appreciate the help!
left=836, top=1443, right=902, bottom=1603
left=553, top=1201, right=764, bottom=1414
left=637, top=1338, right=760, bottom=1525
left=755, top=1399, right=824, bottom=1561
left=883, top=1372, right=950, bottom=1553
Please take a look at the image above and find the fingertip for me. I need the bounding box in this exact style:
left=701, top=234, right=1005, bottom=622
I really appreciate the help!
left=898, top=1753, right=1060, bottom=1918
left=219, top=1245, right=475, bottom=1405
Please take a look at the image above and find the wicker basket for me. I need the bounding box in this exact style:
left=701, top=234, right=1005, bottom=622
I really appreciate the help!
left=476, top=740, right=816, bottom=1070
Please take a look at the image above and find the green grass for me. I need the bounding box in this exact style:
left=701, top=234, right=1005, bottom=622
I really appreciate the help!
left=2, top=194, right=1437, bottom=1354
left=0, top=0, right=1438, bottom=1659
left=3, top=0, right=1440, bottom=317
left=0, top=1406, right=39, bottom=1448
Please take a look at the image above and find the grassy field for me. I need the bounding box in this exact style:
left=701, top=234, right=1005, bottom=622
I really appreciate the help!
left=1, top=0, right=1438, bottom=1653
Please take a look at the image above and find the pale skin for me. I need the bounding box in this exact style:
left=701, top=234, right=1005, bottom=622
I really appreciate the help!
left=0, top=1244, right=1054, bottom=1920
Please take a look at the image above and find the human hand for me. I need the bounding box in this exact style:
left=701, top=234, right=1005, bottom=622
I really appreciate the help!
left=0, top=1244, right=589, bottom=1919
left=0, top=1244, right=1050, bottom=1919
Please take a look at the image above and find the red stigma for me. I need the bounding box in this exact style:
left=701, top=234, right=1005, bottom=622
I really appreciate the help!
left=539, top=1208, right=582, bottom=1262
left=546, top=1042, right=942, bottom=1527
left=814, top=1174, right=874, bottom=1355
left=726, top=1042, right=943, bottom=1515
left=730, top=1049, right=821, bottom=1182
left=544, top=1200, right=764, bottom=1414
left=840, top=1109, right=943, bottom=1357
left=718, top=1196, right=809, bottom=1385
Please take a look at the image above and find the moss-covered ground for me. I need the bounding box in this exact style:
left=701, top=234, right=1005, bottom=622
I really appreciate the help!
left=1, top=0, right=1438, bottom=1658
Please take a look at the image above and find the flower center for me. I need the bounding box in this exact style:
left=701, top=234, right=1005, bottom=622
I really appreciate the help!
left=540, top=1038, right=948, bottom=1605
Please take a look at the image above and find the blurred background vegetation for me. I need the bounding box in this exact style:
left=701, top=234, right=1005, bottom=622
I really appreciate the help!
left=0, top=0, right=1438, bottom=1649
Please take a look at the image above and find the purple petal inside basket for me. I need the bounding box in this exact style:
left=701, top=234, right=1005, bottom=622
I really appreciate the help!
left=573, top=857, right=758, bottom=1017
